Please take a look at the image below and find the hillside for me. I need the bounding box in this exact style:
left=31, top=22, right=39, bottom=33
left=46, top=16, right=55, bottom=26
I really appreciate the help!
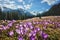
left=42, top=3, right=60, bottom=16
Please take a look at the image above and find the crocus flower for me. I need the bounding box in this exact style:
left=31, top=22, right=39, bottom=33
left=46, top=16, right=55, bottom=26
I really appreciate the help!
left=12, top=20, right=16, bottom=23
left=42, top=32, right=48, bottom=39
left=36, top=21, right=40, bottom=24
left=30, top=37, right=35, bottom=40
left=19, top=26, right=24, bottom=30
left=3, top=26, right=7, bottom=30
left=43, top=34, right=48, bottom=39
left=6, top=26, right=10, bottom=29
left=36, top=27, right=40, bottom=31
left=39, top=31, right=43, bottom=35
left=15, top=29, right=21, bottom=34
left=58, top=24, right=60, bottom=27
left=29, top=25, right=34, bottom=29
left=33, top=32, right=36, bottom=36
left=20, top=30, right=23, bottom=33
left=30, top=36, right=35, bottom=40
left=8, top=23, right=12, bottom=27
left=20, top=24, right=23, bottom=27
left=34, top=29, right=37, bottom=33
left=28, top=33, right=32, bottom=37
left=15, top=26, right=19, bottom=28
left=18, top=36, right=24, bottom=40
left=9, top=31, right=14, bottom=36
left=43, top=21, right=49, bottom=25
left=25, top=27, right=29, bottom=31
left=27, top=22, right=32, bottom=25
left=23, top=24, right=28, bottom=28
left=30, top=30, right=36, bottom=36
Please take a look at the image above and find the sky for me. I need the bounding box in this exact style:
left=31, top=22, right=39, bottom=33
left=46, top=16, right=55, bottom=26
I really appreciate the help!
left=0, top=0, right=60, bottom=15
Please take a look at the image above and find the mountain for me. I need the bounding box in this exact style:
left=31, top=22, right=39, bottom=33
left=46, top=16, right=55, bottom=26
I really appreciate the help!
left=15, top=9, right=34, bottom=16
left=0, top=7, right=35, bottom=20
left=42, top=3, right=60, bottom=16
left=1, top=7, right=12, bottom=12
left=1, top=7, right=33, bottom=16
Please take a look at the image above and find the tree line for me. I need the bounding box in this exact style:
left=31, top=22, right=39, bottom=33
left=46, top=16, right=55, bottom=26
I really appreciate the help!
left=0, top=8, right=35, bottom=20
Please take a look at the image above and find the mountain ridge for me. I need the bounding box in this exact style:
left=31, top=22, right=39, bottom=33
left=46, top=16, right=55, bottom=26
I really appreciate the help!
left=42, top=3, right=60, bottom=16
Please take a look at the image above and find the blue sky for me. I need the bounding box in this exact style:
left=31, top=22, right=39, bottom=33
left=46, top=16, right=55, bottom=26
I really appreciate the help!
left=0, top=0, right=60, bottom=15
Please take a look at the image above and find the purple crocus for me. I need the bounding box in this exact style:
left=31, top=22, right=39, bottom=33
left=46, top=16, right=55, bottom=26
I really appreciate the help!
left=12, top=20, right=16, bottom=23
left=36, top=27, right=40, bottom=31
left=43, top=21, right=49, bottom=25
left=30, top=30, right=36, bottom=36
left=3, top=26, right=7, bottom=30
left=15, top=26, right=19, bottom=28
left=39, top=31, right=43, bottom=35
left=25, top=27, right=29, bottom=31
left=39, top=30, right=48, bottom=39
left=27, top=22, right=32, bottom=25
left=42, top=32, right=48, bottom=39
left=43, top=34, right=48, bottom=39
left=18, top=36, right=24, bottom=40
left=33, top=29, right=37, bottom=33
left=15, top=29, right=21, bottom=34
left=33, top=32, right=36, bottom=36
left=9, top=31, right=14, bottom=36
left=58, top=23, right=60, bottom=27
left=20, top=30, right=23, bottom=34
left=30, top=36, right=35, bottom=40
left=29, top=25, right=34, bottom=29
left=19, top=24, right=23, bottom=27
left=28, top=33, right=32, bottom=37
left=19, top=26, right=24, bottom=30
left=36, top=21, right=40, bottom=24
left=6, top=26, right=10, bottom=29
left=8, top=23, right=12, bottom=27
left=23, top=23, right=28, bottom=28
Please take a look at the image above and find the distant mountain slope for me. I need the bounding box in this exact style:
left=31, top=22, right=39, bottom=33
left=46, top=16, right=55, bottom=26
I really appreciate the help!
left=42, top=3, right=60, bottom=16
left=0, top=7, right=35, bottom=20
left=1, top=7, right=33, bottom=16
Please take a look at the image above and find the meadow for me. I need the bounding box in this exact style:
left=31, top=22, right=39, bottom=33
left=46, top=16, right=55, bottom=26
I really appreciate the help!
left=0, top=16, right=60, bottom=40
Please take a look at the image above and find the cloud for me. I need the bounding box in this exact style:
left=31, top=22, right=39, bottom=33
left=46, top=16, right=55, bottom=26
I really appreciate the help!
left=3, top=4, right=17, bottom=9
left=0, top=0, right=32, bottom=10
left=39, top=11, right=43, bottom=13
left=17, top=5, right=24, bottom=9
left=24, top=3, right=32, bottom=10
left=30, top=11, right=37, bottom=15
left=0, top=0, right=17, bottom=9
left=18, top=0, right=23, bottom=2
left=41, top=0, right=59, bottom=5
